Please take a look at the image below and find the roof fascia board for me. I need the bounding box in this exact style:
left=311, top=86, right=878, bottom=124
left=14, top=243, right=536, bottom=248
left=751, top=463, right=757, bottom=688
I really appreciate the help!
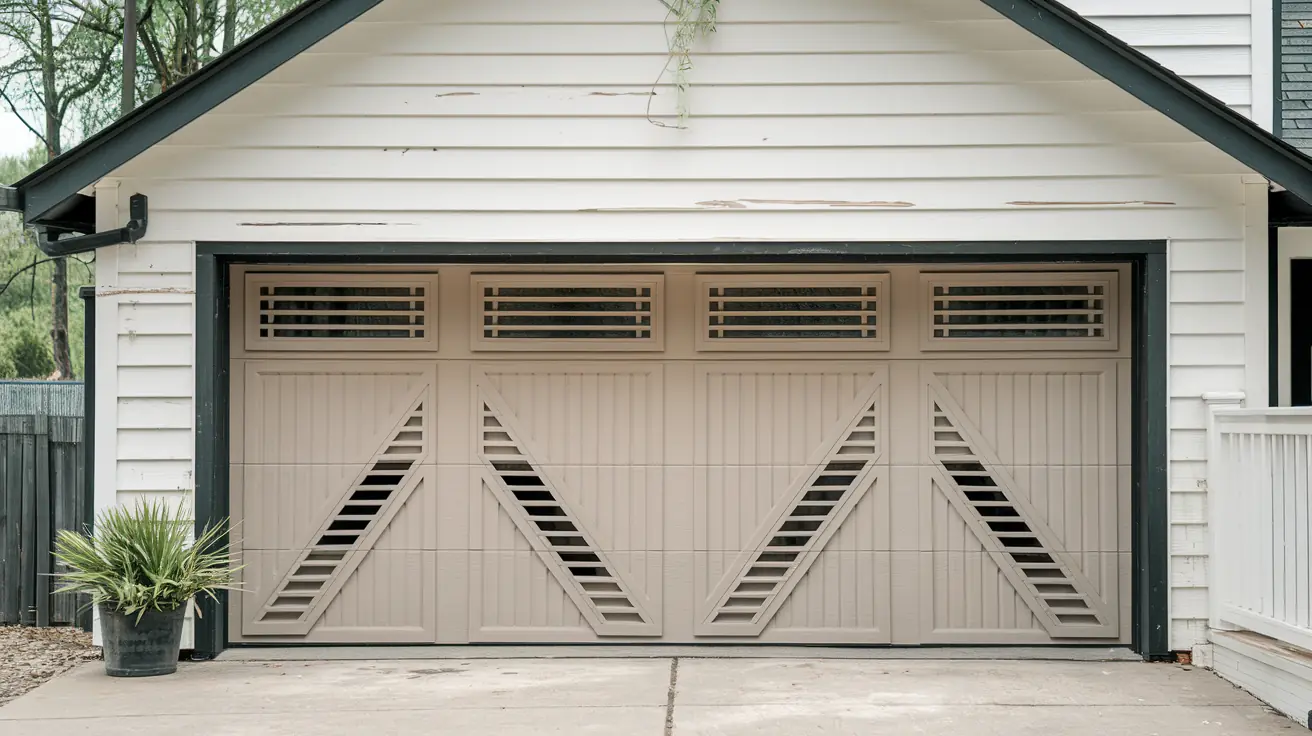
left=979, top=0, right=1299, bottom=197
left=18, top=0, right=385, bottom=222
left=15, top=0, right=1312, bottom=231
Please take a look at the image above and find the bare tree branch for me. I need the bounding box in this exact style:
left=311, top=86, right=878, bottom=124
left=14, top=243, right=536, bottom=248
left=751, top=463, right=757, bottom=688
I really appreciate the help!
left=0, top=85, right=49, bottom=147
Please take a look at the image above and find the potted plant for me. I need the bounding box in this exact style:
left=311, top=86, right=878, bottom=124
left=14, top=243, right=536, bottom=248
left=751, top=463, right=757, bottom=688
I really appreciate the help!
left=53, top=500, right=238, bottom=677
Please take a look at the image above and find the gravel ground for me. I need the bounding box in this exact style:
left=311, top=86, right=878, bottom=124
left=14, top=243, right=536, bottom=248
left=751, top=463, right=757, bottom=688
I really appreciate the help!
left=0, top=626, right=99, bottom=707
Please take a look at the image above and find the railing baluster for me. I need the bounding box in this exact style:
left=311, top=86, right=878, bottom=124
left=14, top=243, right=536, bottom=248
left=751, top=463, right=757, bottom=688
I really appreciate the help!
left=1209, top=408, right=1312, bottom=653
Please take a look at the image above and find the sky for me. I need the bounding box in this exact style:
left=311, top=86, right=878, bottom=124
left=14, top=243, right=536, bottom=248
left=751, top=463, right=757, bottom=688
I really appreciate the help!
left=0, top=109, right=40, bottom=157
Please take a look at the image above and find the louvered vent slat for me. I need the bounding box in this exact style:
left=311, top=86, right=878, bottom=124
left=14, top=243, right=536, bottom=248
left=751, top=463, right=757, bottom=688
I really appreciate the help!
left=471, top=275, right=663, bottom=351
left=245, top=273, right=438, bottom=352
left=928, top=391, right=1114, bottom=636
left=921, top=272, right=1118, bottom=351
left=251, top=395, right=428, bottom=634
left=695, top=274, right=890, bottom=352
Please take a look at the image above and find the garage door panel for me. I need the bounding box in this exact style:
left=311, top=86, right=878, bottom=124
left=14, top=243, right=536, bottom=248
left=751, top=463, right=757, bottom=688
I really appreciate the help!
left=376, top=464, right=473, bottom=552
left=1007, top=465, right=1124, bottom=553
left=928, top=364, right=1118, bottom=468
left=314, top=550, right=437, bottom=642
left=541, top=465, right=665, bottom=552
left=697, top=468, right=885, bottom=636
left=241, top=466, right=428, bottom=636
left=473, top=465, right=662, bottom=635
left=695, top=366, right=886, bottom=637
left=922, top=382, right=1120, bottom=639
left=695, top=364, right=885, bottom=467
left=479, top=365, right=664, bottom=467
left=918, top=551, right=1125, bottom=644
left=236, top=377, right=435, bottom=638
left=467, top=550, right=664, bottom=642
left=372, top=469, right=443, bottom=551
left=470, top=476, right=538, bottom=553
left=825, top=469, right=893, bottom=553
left=233, top=464, right=363, bottom=552
left=232, top=549, right=437, bottom=643
left=919, top=550, right=1048, bottom=645
left=693, top=465, right=812, bottom=552
left=228, top=265, right=1133, bottom=647
left=241, top=362, right=436, bottom=466
left=759, top=550, right=893, bottom=643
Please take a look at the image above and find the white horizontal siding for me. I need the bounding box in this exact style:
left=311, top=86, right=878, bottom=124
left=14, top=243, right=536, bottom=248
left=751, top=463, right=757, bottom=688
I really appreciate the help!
left=98, top=0, right=1264, bottom=653
left=1073, top=0, right=1254, bottom=115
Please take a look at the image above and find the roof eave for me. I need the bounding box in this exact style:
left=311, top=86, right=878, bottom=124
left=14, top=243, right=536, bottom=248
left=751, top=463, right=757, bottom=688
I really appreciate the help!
left=978, top=0, right=1296, bottom=198
left=15, top=0, right=386, bottom=223
left=10, top=0, right=1312, bottom=237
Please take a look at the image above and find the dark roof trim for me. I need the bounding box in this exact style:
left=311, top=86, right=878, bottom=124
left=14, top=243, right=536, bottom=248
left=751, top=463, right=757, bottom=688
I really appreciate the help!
left=978, top=0, right=1312, bottom=199
left=14, top=0, right=385, bottom=223
left=10, top=0, right=1312, bottom=242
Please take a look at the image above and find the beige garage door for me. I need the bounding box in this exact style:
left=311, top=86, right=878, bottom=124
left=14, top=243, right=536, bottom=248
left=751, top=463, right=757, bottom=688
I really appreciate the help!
left=229, top=265, right=1130, bottom=645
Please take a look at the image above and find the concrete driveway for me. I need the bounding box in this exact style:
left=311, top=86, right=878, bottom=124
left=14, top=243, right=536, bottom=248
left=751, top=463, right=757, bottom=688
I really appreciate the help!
left=0, top=655, right=1298, bottom=735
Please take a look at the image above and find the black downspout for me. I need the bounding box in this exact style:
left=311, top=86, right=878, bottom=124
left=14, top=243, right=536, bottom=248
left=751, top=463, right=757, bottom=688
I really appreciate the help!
left=78, top=286, right=94, bottom=633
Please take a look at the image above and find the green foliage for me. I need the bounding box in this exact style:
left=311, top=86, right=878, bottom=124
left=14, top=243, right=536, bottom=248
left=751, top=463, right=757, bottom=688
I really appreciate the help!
left=54, top=499, right=240, bottom=620
left=0, top=1, right=123, bottom=155
left=0, top=147, right=94, bottom=378
left=651, top=0, right=720, bottom=126
left=0, top=314, right=56, bottom=379
left=0, top=145, right=44, bottom=187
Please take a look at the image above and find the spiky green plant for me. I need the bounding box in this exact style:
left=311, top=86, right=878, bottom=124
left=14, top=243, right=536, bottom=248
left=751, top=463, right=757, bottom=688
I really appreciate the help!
left=649, top=0, right=720, bottom=127
left=53, top=499, right=240, bottom=622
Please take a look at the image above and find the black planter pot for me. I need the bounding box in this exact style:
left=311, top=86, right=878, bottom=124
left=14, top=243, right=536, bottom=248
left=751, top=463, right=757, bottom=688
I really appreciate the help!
left=98, top=605, right=185, bottom=677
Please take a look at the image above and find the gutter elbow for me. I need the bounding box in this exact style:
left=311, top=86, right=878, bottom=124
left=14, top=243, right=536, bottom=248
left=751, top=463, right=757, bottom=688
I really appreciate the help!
left=37, top=194, right=149, bottom=257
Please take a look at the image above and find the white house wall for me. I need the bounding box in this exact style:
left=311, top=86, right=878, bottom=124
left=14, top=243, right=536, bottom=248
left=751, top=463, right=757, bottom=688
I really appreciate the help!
left=95, top=0, right=1266, bottom=651
left=1073, top=0, right=1260, bottom=122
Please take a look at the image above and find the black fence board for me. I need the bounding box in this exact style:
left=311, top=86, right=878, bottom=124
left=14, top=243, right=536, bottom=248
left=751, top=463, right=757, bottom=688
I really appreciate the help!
left=0, top=382, right=87, bottom=628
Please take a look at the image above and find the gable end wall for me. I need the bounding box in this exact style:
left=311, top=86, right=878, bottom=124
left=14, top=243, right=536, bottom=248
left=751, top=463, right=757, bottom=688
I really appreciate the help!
left=93, top=0, right=1267, bottom=651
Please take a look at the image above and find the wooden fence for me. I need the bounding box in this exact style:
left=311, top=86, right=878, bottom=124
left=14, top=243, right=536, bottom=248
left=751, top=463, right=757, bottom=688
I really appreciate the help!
left=1209, top=407, right=1312, bottom=652
left=0, top=381, right=89, bottom=628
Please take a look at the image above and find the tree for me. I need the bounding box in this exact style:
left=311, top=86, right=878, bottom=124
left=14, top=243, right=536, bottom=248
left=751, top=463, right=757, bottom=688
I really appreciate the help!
left=0, top=147, right=93, bottom=379
left=0, top=314, right=56, bottom=379
left=1, top=0, right=123, bottom=379
left=131, top=0, right=297, bottom=96
left=136, top=0, right=221, bottom=91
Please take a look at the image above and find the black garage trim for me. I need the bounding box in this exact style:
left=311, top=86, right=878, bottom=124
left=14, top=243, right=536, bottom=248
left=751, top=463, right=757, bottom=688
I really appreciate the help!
left=191, top=240, right=1170, bottom=661
left=201, top=240, right=1168, bottom=260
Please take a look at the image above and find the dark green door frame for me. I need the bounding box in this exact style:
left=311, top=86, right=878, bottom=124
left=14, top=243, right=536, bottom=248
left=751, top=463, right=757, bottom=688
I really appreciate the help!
left=192, top=240, right=1170, bottom=660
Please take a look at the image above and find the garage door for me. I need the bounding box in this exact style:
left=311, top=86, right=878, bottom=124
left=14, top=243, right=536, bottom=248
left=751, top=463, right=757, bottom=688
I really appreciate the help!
left=228, top=265, right=1130, bottom=645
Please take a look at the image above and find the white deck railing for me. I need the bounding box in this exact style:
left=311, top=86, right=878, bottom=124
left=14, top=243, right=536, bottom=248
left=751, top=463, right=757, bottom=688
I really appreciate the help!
left=1209, top=408, right=1312, bottom=652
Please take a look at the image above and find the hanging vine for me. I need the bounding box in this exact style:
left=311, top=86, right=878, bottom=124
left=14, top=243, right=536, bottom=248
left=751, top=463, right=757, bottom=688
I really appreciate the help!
left=648, top=0, right=720, bottom=128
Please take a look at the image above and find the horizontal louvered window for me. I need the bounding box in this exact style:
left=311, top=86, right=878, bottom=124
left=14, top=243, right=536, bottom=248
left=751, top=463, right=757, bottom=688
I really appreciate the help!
left=921, top=272, right=1118, bottom=351
left=471, top=274, right=663, bottom=351
left=695, top=274, right=890, bottom=352
left=245, top=273, right=438, bottom=352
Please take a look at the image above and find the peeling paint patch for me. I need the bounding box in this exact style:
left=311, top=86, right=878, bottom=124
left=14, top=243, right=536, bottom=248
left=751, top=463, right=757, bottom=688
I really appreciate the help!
left=589, top=91, right=656, bottom=97
left=238, top=222, right=409, bottom=227
left=1006, top=200, right=1176, bottom=206
left=97, top=286, right=195, bottom=297
left=434, top=91, right=478, bottom=98
left=739, top=198, right=914, bottom=208
left=698, top=199, right=914, bottom=209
